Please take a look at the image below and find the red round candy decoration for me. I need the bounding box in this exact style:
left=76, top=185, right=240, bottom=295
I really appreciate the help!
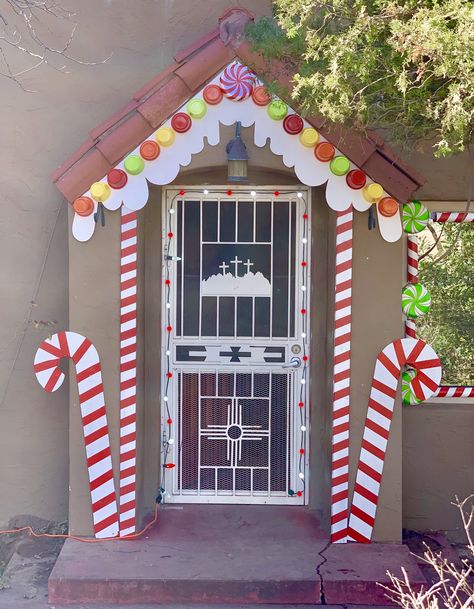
left=252, top=85, right=271, bottom=106
left=171, top=112, right=192, bottom=133
left=167, top=418, right=172, bottom=425
left=283, top=114, right=304, bottom=135
left=346, top=169, right=366, bottom=190
left=378, top=197, right=399, bottom=218
left=203, top=84, right=223, bottom=105
left=140, top=140, right=160, bottom=161
left=73, top=196, right=94, bottom=217
left=314, top=141, right=335, bottom=162
left=107, top=168, right=128, bottom=190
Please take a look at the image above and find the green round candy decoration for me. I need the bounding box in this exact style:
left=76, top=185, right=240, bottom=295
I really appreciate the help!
left=402, top=200, right=430, bottom=233
left=187, top=98, right=207, bottom=119
left=402, top=282, right=431, bottom=318
left=267, top=100, right=288, bottom=121
left=330, top=155, right=350, bottom=176
left=124, top=155, right=145, bottom=175
left=402, top=369, right=422, bottom=405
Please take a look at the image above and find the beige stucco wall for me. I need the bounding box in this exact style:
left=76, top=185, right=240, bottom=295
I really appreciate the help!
left=0, top=0, right=472, bottom=539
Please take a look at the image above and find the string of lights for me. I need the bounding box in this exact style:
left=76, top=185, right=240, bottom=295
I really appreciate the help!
left=160, top=188, right=309, bottom=502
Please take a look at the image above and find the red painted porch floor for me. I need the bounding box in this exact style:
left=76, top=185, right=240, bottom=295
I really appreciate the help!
left=49, top=505, right=425, bottom=605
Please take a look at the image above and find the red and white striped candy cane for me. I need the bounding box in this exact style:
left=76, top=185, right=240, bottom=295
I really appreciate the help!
left=433, top=212, right=474, bottom=223
left=347, top=337, right=441, bottom=543
left=405, top=235, right=419, bottom=338
left=330, top=208, right=353, bottom=543
left=433, top=386, right=474, bottom=398
left=34, top=332, right=119, bottom=538
left=119, top=206, right=138, bottom=536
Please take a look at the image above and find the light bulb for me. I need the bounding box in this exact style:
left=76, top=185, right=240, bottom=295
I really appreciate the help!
left=168, top=438, right=175, bottom=445
left=298, top=472, right=305, bottom=479
left=250, top=190, right=256, bottom=196
left=169, top=208, right=175, bottom=214
left=301, top=425, right=306, bottom=432
left=297, top=192, right=303, bottom=198
left=301, top=285, right=306, bottom=291
left=166, top=350, right=171, bottom=356
left=163, top=396, right=168, bottom=402
left=301, top=378, right=306, bottom=385
left=302, top=237, right=308, bottom=244
left=203, top=189, right=209, bottom=195
left=166, top=303, right=171, bottom=309
left=301, top=332, right=306, bottom=339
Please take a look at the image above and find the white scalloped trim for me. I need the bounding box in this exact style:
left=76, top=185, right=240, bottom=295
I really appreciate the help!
left=72, top=65, right=402, bottom=243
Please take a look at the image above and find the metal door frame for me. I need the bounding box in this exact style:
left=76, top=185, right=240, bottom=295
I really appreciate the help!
left=161, top=186, right=311, bottom=505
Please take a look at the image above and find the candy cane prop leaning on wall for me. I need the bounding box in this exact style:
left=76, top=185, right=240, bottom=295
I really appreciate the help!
left=119, top=205, right=138, bottom=536
left=34, top=332, right=119, bottom=538
left=347, top=337, right=441, bottom=543
left=330, top=208, right=354, bottom=543
left=405, top=235, right=418, bottom=339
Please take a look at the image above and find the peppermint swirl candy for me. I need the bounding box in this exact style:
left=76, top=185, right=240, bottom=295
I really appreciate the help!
left=402, top=282, right=431, bottom=318
left=220, top=62, right=255, bottom=101
left=401, top=369, right=423, bottom=405
left=402, top=200, right=430, bottom=233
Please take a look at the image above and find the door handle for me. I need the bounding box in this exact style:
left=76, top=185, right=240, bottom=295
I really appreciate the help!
left=282, top=357, right=301, bottom=369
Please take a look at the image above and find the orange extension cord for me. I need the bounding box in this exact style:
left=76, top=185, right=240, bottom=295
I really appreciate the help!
left=0, top=502, right=159, bottom=543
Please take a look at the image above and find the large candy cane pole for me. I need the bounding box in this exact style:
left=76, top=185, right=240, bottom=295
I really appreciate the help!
left=119, top=206, right=138, bottom=536
left=405, top=235, right=418, bottom=339
left=433, top=212, right=474, bottom=223
left=330, top=208, right=353, bottom=543
left=347, top=337, right=441, bottom=543
left=34, top=332, right=119, bottom=539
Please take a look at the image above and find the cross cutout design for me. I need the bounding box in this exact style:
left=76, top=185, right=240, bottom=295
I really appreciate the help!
left=219, top=346, right=251, bottom=362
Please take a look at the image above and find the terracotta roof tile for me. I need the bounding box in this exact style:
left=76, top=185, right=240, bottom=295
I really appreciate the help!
left=132, top=61, right=182, bottom=102
left=96, top=111, right=153, bottom=165
left=52, top=8, right=425, bottom=204
left=174, top=28, right=219, bottom=63
left=51, top=137, right=96, bottom=183
left=55, top=148, right=112, bottom=202
left=175, top=38, right=235, bottom=92
left=137, top=75, right=191, bottom=128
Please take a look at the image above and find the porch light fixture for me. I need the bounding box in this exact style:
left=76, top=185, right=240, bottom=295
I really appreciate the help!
left=226, top=121, right=248, bottom=182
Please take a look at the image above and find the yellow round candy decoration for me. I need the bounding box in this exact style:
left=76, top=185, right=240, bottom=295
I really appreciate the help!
left=90, top=182, right=111, bottom=202
left=299, top=128, right=319, bottom=148
left=363, top=182, right=384, bottom=203
left=187, top=98, right=207, bottom=119
left=156, top=127, right=176, bottom=147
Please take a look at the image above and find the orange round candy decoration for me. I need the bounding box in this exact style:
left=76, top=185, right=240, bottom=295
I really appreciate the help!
left=140, top=140, right=160, bottom=161
left=203, top=84, right=223, bottom=105
left=314, top=141, right=335, bottom=162
left=171, top=112, right=192, bottom=133
left=107, top=168, right=128, bottom=189
left=73, top=196, right=94, bottom=217
left=252, top=85, right=271, bottom=106
left=378, top=197, right=399, bottom=217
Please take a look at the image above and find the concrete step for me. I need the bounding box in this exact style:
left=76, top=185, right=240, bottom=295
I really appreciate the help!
left=48, top=505, right=425, bottom=605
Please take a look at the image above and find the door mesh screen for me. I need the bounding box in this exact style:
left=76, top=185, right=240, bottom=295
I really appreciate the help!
left=178, top=371, right=291, bottom=496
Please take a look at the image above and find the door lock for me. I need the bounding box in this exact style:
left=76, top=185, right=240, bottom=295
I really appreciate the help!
left=282, top=357, right=302, bottom=369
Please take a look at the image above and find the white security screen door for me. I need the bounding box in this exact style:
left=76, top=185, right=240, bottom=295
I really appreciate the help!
left=162, top=187, right=310, bottom=504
